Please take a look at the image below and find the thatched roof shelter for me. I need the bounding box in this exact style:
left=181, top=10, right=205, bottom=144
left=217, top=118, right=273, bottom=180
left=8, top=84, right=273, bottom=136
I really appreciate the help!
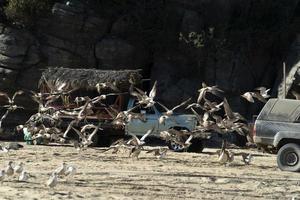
left=39, top=67, right=142, bottom=92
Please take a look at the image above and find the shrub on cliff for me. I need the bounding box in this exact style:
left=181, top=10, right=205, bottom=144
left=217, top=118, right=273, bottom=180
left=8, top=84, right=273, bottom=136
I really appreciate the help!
left=4, top=0, right=55, bottom=26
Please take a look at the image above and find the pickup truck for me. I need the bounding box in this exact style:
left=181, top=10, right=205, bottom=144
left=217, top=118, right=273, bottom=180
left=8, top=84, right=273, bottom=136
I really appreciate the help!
left=125, top=98, right=203, bottom=152
left=254, top=98, right=300, bottom=172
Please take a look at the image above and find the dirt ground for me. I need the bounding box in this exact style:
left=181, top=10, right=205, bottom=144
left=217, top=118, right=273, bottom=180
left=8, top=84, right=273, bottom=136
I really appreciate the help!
left=0, top=143, right=300, bottom=200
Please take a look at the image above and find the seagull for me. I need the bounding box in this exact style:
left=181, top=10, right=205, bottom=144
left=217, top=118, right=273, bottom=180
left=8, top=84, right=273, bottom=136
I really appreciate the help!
left=127, top=128, right=154, bottom=147
left=223, top=98, right=246, bottom=121
left=157, top=98, right=191, bottom=124
left=47, top=172, right=58, bottom=188
left=197, top=82, right=223, bottom=103
left=0, top=144, right=8, bottom=153
left=128, top=128, right=154, bottom=159
left=241, top=153, right=253, bottom=165
left=157, top=98, right=191, bottom=116
left=218, top=149, right=234, bottom=164
left=146, top=147, right=168, bottom=159
left=71, top=124, right=102, bottom=148
left=217, top=140, right=234, bottom=165
left=14, top=162, right=24, bottom=174
left=241, top=87, right=270, bottom=103
left=5, top=161, right=14, bottom=177
left=64, top=165, right=77, bottom=178
left=101, top=138, right=130, bottom=154
left=0, top=90, right=24, bottom=128
left=54, top=162, right=67, bottom=176
left=0, top=90, right=24, bottom=110
left=18, top=171, right=30, bottom=182
left=0, top=170, right=5, bottom=182
left=130, top=81, right=157, bottom=108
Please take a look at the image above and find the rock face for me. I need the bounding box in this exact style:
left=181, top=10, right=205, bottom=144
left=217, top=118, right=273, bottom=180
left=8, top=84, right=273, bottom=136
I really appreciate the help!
left=0, top=0, right=299, bottom=119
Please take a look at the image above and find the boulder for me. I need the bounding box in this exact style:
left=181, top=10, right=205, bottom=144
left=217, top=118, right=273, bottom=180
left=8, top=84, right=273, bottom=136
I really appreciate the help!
left=0, top=25, right=40, bottom=69
left=37, top=3, right=109, bottom=67
left=95, top=38, right=144, bottom=69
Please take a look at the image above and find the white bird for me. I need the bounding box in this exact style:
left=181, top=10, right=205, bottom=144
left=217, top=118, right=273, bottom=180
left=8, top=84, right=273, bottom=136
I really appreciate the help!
left=241, top=153, right=253, bottom=165
left=197, top=82, right=223, bottom=103
left=130, top=81, right=157, bottom=108
left=241, top=87, right=270, bottom=103
left=54, top=162, right=67, bottom=176
left=146, top=147, right=168, bottom=159
left=14, top=162, right=24, bottom=174
left=157, top=98, right=191, bottom=116
left=47, top=172, right=58, bottom=188
left=18, top=171, right=30, bottom=182
left=0, top=170, right=5, bottom=182
left=64, top=165, right=77, bottom=177
left=218, top=150, right=234, bottom=164
left=5, top=161, right=14, bottom=177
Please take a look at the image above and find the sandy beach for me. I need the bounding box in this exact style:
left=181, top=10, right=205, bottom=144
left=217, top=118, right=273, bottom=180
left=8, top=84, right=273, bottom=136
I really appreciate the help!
left=0, top=143, right=299, bottom=200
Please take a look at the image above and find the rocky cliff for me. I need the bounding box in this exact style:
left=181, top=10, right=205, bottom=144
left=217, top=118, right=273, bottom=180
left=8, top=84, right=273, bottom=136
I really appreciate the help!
left=0, top=0, right=299, bottom=120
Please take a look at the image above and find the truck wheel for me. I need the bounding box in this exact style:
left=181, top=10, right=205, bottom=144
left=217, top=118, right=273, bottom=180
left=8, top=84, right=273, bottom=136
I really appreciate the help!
left=168, top=141, right=185, bottom=152
left=188, top=139, right=204, bottom=153
left=277, top=143, right=300, bottom=172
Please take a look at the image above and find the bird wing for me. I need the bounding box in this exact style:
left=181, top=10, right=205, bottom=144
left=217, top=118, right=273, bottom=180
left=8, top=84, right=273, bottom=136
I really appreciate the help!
left=223, top=98, right=234, bottom=119
left=71, top=127, right=84, bottom=139
left=252, top=92, right=267, bottom=103
left=0, top=110, right=10, bottom=128
left=128, top=133, right=140, bottom=145
left=156, top=102, right=169, bottom=112
left=197, top=89, right=206, bottom=104
left=87, top=126, right=99, bottom=142
left=185, top=135, right=193, bottom=144
left=140, top=128, right=154, bottom=142
left=241, top=92, right=255, bottom=103
left=0, top=92, right=9, bottom=102
left=172, top=98, right=191, bottom=111
left=12, top=90, right=24, bottom=102
left=149, top=81, right=157, bottom=99
left=190, top=108, right=203, bottom=123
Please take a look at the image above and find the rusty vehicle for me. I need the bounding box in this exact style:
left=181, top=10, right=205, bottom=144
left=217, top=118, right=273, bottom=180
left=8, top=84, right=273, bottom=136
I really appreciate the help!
left=254, top=98, right=300, bottom=172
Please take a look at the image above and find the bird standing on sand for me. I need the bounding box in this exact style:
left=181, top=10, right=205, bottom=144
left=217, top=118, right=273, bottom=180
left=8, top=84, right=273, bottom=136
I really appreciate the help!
left=241, top=153, right=253, bottom=165
left=54, top=162, right=67, bottom=176
left=0, top=170, right=5, bottom=182
left=14, top=162, right=24, bottom=174
left=47, top=172, right=58, bottom=188
left=146, top=147, right=168, bottom=159
left=5, top=161, right=14, bottom=177
left=18, top=171, right=30, bottom=182
left=64, top=165, right=77, bottom=177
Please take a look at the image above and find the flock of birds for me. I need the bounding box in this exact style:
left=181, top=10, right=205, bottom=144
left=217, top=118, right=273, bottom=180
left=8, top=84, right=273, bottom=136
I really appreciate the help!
left=0, top=160, right=76, bottom=188
left=0, top=78, right=272, bottom=166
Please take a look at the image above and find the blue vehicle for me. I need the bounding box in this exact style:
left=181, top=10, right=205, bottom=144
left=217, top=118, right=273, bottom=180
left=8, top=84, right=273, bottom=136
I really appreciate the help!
left=125, top=98, right=204, bottom=152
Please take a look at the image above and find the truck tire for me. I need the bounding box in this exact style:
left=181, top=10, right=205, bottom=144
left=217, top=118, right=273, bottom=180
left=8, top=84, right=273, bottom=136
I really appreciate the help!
left=167, top=141, right=185, bottom=152
left=188, top=139, right=204, bottom=153
left=277, top=143, right=300, bottom=172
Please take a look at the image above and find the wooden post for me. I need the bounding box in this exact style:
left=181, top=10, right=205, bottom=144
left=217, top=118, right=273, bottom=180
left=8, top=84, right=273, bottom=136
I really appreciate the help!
left=283, top=62, right=286, bottom=99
